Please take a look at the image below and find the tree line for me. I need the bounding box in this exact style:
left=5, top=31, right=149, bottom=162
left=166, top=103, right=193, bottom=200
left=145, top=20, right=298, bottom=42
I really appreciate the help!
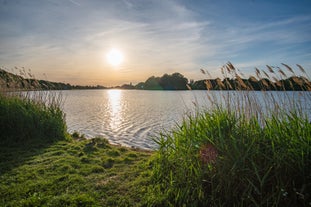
left=119, top=72, right=311, bottom=91
left=1, top=65, right=310, bottom=91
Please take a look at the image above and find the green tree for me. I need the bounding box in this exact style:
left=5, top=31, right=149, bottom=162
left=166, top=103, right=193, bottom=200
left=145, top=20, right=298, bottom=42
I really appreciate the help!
left=144, top=76, right=162, bottom=90
left=159, top=72, right=188, bottom=90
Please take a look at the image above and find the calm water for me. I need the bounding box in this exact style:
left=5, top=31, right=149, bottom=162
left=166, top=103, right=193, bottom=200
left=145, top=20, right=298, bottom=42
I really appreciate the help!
left=60, top=90, right=310, bottom=150
left=63, top=90, right=208, bottom=149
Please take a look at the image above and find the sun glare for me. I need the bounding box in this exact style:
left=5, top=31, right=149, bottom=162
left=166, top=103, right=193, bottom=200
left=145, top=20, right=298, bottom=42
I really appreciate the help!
left=106, top=48, right=124, bottom=66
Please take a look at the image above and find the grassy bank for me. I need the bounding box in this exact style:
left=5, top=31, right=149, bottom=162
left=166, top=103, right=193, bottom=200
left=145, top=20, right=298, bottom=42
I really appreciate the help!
left=0, top=92, right=152, bottom=206
left=0, top=137, right=152, bottom=206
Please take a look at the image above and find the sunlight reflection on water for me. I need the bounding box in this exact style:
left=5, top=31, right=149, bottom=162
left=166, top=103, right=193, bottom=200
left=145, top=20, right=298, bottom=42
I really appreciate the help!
left=107, top=90, right=122, bottom=130
left=58, top=90, right=310, bottom=150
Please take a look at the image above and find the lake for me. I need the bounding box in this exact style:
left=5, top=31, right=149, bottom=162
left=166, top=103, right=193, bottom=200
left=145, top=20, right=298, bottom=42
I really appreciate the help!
left=61, top=90, right=310, bottom=150
left=62, top=90, right=209, bottom=150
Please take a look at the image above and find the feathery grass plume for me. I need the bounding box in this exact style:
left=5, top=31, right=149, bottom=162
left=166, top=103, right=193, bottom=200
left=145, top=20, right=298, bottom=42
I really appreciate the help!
left=273, top=77, right=283, bottom=88
left=224, top=78, right=233, bottom=90
left=261, top=79, right=269, bottom=89
left=262, top=70, right=270, bottom=79
left=221, top=66, right=225, bottom=75
left=200, top=68, right=212, bottom=78
left=255, top=67, right=261, bottom=78
left=204, top=80, right=212, bottom=90
left=269, top=79, right=277, bottom=90
left=296, top=64, right=306, bottom=74
left=227, top=61, right=235, bottom=71
left=303, top=78, right=311, bottom=91
left=296, top=64, right=311, bottom=81
left=186, top=84, right=192, bottom=90
left=236, top=74, right=248, bottom=89
left=216, top=78, right=226, bottom=89
left=266, top=65, right=275, bottom=73
left=272, top=76, right=278, bottom=82
left=292, top=76, right=303, bottom=87
left=246, top=76, right=257, bottom=90
left=278, top=68, right=287, bottom=78
left=19, top=67, right=27, bottom=78
left=281, top=63, right=295, bottom=75
left=226, top=64, right=231, bottom=73
left=288, top=79, right=294, bottom=90
left=200, top=68, right=206, bottom=74
left=249, top=76, right=258, bottom=82
left=27, top=68, right=34, bottom=79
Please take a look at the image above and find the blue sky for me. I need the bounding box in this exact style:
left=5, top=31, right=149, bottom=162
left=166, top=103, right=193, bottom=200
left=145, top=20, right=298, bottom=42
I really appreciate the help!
left=0, top=0, right=310, bottom=85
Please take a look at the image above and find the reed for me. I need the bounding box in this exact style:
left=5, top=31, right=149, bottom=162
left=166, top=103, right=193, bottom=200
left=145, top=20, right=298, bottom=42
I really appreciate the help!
left=147, top=63, right=311, bottom=206
left=0, top=76, right=67, bottom=144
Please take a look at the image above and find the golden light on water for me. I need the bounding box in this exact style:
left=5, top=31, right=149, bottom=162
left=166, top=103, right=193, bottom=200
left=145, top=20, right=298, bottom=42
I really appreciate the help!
left=107, top=89, right=122, bottom=129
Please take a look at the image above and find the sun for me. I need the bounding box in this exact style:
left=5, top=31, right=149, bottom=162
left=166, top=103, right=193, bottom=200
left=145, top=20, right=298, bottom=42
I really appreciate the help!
left=106, top=48, right=124, bottom=66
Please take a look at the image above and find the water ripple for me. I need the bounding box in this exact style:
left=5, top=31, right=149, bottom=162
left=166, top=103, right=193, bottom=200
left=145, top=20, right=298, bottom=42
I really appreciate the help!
left=62, top=90, right=311, bottom=150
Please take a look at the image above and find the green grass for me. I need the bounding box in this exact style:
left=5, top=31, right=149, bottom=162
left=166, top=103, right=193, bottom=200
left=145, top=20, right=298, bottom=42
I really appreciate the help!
left=0, top=90, right=153, bottom=207
left=1, top=63, right=310, bottom=206
left=0, top=137, right=152, bottom=207
left=147, top=63, right=311, bottom=206
left=0, top=92, right=66, bottom=143
left=148, top=109, right=311, bottom=206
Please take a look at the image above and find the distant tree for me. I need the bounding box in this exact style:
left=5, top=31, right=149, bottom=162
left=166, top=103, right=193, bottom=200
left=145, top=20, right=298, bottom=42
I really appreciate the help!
left=144, top=76, right=162, bottom=90
left=120, top=84, right=135, bottom=89
left=171, top=73, right=188, bottom=90
left=135, top=82, right=145, bottom=89
left=159, top=72, right=188, bottom=90
left=159, top=74, right=173, bottom=90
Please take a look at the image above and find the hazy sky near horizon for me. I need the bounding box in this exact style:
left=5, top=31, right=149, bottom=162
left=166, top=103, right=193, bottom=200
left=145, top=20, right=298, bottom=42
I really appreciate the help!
left=0, top=0, right=310, bottom=86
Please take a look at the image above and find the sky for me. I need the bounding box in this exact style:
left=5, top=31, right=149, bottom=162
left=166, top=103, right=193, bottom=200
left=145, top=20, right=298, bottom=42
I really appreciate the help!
left=0, top=0, right=310, bottom=86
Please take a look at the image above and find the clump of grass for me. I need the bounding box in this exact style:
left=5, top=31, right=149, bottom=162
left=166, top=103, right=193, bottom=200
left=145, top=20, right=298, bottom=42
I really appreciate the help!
left=148, top=63, right=311, bottom=206
left=0, top=91, right=67, bottom=144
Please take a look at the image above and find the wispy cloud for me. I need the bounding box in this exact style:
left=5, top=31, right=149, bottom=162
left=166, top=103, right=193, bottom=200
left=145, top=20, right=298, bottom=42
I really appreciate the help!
left=0, top=0, right=310, bottom=84
left=68, top=0, right=81, bottom=6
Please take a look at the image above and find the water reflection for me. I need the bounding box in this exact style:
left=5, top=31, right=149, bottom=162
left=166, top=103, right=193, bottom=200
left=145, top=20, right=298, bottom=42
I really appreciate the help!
left=107, top=90, right=122, bottom=130
left=60, top=90, right=311, bottom=150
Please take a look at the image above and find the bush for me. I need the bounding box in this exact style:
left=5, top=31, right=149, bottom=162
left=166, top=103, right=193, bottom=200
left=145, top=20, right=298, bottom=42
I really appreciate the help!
left=0, top=92, right=67, bottom=144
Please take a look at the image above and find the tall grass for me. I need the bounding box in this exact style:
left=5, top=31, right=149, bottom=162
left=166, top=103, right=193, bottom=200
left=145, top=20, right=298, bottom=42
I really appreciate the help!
left=147, top=63, right=311, bottom=206
left=0, top=88, right=67, bottom=144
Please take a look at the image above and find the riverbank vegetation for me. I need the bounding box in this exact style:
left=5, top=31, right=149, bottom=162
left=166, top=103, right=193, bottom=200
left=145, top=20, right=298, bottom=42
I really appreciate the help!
left=0, top=63, right=310, bottom=206
left=104, top=63, right=311, bottom=90
left=147, top=63, right=311, bottom=206
left=0, top=90, right=152, bottom=206
left=0, top=91, right=67, bottom=144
